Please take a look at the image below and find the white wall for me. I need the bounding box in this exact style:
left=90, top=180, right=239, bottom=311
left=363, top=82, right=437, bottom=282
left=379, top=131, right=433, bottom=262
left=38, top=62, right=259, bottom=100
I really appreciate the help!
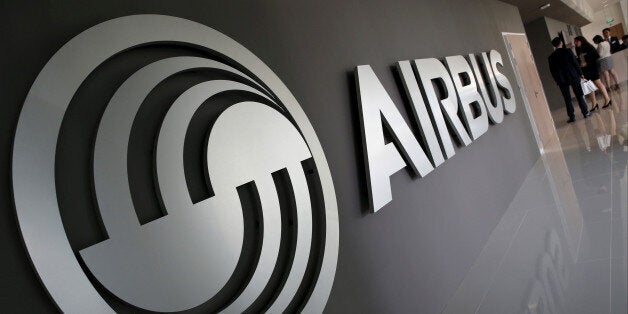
left=612, top=49, right=628, bottom=82
left=545, top=16, right=581, bottom=48
left=581, top=2, right=627, bottom=41
left=621, top=0, right=628, bottom=31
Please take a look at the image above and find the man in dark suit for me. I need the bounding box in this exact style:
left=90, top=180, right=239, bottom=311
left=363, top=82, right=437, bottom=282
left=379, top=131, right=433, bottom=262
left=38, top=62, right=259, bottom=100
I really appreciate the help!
left=548, top=37, right=590, bottom=123
left=620, top=35, right=628, bottom=51
left=603, top=28, right=621, bottom=53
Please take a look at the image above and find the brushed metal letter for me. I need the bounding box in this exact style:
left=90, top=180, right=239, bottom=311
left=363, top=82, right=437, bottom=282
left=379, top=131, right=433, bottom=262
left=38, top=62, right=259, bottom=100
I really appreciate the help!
left=415, top=58, right=472, bottom=160
left=476, top=52, right=504, bottom=123
left=355, top=65, right=433, bottom=213
left=397, top=60, right=445, bottom=167
left=445, top=55, right=488, bottom=140
left=489, top=50, right=516, bottom=114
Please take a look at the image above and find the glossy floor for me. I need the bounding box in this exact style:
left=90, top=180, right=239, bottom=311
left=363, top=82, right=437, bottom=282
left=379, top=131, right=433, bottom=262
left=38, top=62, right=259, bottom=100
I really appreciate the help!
left=443, top=84, right=628, bottom=313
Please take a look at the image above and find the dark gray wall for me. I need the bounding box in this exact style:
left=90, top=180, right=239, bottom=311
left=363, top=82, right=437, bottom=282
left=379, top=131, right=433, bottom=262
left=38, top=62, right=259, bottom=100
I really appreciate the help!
left=0, top=0, right=539, bottom=312
left=524, top=17, right=565, bottom=112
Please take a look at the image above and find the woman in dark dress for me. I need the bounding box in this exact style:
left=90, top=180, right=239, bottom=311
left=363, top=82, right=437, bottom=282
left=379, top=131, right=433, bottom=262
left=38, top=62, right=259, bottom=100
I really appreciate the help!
left=574, top=36, right=611, bottom=111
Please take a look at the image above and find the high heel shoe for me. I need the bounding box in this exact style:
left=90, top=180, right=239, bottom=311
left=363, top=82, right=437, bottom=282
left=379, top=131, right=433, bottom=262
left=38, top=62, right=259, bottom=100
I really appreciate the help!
left=590, top=104, right=599, bottom=112
left=602, top=101, right=612, bottom=109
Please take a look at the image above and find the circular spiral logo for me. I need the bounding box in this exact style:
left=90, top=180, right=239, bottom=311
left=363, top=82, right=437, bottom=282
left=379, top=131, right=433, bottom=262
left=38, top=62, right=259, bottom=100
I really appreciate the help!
left=12, top=15, right=338, bottom=313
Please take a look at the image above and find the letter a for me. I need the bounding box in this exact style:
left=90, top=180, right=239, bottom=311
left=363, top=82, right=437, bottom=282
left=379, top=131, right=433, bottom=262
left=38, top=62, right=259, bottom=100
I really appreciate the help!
left=355, top=65, right=433, bottom=212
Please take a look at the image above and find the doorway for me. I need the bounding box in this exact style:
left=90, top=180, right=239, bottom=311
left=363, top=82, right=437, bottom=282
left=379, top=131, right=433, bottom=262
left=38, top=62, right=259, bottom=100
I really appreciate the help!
left=609, top=23, right=625, bottom=38
left=502, top=32, right=561, bottom=153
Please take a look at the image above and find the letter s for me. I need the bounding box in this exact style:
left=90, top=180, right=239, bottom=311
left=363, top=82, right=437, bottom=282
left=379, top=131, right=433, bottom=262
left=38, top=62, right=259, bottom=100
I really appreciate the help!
left=490, top=50, right=516, bottom=114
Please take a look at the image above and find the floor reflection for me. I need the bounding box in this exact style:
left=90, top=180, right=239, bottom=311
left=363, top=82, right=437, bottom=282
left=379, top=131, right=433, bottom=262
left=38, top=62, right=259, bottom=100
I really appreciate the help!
left=443, top=84, right=627, bottom=313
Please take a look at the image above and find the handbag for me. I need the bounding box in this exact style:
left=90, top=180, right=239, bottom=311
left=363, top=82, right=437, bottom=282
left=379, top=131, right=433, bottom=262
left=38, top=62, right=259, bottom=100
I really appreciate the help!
left=581, top=79, right=597, bottom=95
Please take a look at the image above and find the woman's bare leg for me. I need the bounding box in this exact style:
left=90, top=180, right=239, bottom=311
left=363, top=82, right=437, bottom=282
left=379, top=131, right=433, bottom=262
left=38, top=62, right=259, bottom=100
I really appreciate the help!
left=593, top=79, right=611, bottom=104
left=603, top=71, right=611, bottom=89
left=609, top=68, right=620, bottom=88
left=588, top=92, right=597, bottom=110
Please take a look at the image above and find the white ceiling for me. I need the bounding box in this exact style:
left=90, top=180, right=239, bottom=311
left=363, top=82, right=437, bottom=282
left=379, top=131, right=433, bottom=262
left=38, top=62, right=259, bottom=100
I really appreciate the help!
left=501, top=0, right=621, bottom=26
left=586, top=0, right=621, bottom=11
left=501, top=0, right=592, bottom=25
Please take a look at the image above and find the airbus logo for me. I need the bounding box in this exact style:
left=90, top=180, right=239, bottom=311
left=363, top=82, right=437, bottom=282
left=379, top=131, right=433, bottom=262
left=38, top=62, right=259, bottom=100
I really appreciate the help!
left=12, top=15, right=338, bottom=313
left=356, top=50, right=516, bottom=212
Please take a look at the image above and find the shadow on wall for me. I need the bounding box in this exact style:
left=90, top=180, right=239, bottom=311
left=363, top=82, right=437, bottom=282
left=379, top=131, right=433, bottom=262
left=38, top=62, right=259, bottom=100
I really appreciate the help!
left=346, top=70, right=372, bottom=215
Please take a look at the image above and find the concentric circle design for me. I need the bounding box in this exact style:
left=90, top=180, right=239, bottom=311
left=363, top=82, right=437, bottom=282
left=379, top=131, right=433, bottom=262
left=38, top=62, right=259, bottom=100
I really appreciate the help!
left=12, top=15, right=338, bottom=313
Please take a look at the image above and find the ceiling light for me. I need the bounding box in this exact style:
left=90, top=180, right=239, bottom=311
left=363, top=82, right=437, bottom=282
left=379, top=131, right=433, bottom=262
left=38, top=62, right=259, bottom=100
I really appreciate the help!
left=540, top=3, right=551, bottom=10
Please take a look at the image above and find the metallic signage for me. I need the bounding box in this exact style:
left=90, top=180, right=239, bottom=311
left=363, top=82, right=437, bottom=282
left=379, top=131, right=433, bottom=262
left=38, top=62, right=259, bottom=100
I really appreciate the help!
left=12, top=15, right=338, bottom=313
left=356, top=51, right=516, bottom=212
